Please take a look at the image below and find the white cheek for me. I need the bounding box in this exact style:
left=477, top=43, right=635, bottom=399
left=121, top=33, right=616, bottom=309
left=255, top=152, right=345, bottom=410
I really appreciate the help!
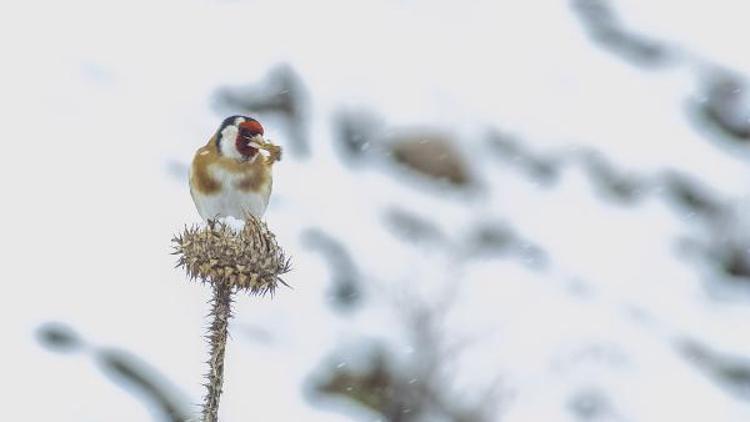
left=219, top=126, right=243, bottom=160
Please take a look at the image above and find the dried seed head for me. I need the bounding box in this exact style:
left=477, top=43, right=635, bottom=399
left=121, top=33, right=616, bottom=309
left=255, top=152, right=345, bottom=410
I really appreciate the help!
left=172, top=215, right=291, bottom=295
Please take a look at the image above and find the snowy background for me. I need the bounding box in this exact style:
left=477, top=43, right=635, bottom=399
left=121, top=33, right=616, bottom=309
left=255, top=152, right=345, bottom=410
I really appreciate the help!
left=3, top=0, right=750, bottom=421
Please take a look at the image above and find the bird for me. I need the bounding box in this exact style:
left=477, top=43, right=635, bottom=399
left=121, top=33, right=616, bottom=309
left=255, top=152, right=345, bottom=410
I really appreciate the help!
left=189, top=115, right=282, bottom=221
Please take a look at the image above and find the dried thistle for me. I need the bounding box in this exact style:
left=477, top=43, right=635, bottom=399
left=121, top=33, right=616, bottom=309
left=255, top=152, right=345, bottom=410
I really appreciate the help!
left=173, top=216, right=291, bottom=295
left=172, top=215, right=291, bottom=422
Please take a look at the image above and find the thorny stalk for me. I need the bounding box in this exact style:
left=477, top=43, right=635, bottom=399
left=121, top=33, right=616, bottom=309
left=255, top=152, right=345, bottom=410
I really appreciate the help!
left=202, top=282, right=234, bottom=422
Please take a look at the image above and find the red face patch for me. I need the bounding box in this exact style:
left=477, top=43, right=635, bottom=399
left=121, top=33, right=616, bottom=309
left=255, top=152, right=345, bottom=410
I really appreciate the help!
left=235, top=120, right=264, bottom=158
left=238, top=120, right=264, bottom=137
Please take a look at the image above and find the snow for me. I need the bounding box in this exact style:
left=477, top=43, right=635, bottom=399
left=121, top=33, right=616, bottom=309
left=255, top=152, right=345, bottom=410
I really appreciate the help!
left=1, top=0, right=750, bottom=421
left=218, top=216, right=246, bottom=232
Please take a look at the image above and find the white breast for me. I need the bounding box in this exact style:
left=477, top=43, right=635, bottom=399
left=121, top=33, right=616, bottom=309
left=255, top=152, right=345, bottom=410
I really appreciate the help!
left=190, top=165, right=271, bottom=221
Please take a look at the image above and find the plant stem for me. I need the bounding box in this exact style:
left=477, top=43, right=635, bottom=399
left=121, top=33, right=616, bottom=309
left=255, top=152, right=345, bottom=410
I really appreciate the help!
left=203, top=282, right=233, bottom=422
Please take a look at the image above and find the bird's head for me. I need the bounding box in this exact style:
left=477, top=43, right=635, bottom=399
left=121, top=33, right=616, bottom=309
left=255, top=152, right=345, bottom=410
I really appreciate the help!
left=216, top=115, right=266, bottom=161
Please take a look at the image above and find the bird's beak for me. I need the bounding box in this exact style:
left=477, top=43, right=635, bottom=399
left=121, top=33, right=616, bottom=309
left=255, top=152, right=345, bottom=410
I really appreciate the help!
left=249, top=136, right=270, bottom=156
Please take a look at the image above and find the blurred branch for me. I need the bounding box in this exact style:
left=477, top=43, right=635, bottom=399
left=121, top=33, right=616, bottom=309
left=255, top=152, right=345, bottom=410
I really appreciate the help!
left=487, top=131, right=562, bottom=186
left=678, top=340, right=750, bottom=400
left=486, top=131, right=648, bottom=204
left=465, top=222, right=549, bottom=270
left=303, top=228, right=363, bottom=311
left=384, top=207, right=446, bottom=245
left=332, top=109, right=384, bottom=163
left=572, top=0, right=750, bottom=161
left=314, top=346, right=422, bottom=421
left=692, top=71, right=750, bottom=142
left=311, top=292, right=503, bottom=421
left=37, top=322, right=83, bottom=353
left=97, top=348, right=194, bottom=422
left=576, top=151, right=647, bottom=204
left=571, top=0, right=673, bottom=67
left=484, top=129, right=750, bottom=287
left=37, top=323, right=193, bottom=422
left=661, top=171, right=724, bottom=220
left=567, top=388, right=623, bottom=421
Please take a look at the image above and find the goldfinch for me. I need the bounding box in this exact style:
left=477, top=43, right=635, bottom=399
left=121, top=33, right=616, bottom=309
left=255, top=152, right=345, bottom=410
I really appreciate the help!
left=189, top=115, right=281, bottom=221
